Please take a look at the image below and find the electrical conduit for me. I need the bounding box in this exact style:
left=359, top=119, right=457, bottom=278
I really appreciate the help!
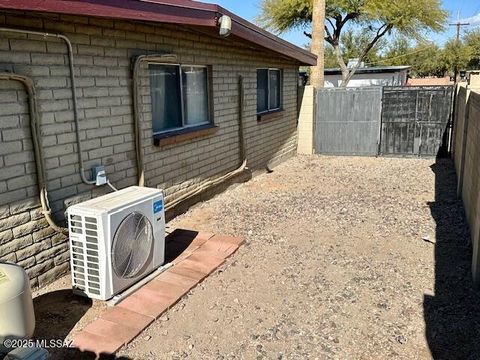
left=163, top=75, right=248, bottom=212
left=132, top=56, right=248, bottom=209
left=0, top=27, right=94, bottom=186
left=0, top=73, right=67, bottom=235
left=132, top=54, right=178, bottom=187
left=0, top=31, right=248, bottom=233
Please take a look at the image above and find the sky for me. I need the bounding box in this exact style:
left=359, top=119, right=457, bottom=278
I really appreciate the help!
left=201, top=0, right=480, bottom=48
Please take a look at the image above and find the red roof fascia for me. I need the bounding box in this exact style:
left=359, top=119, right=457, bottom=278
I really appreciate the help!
left=0, top=0, right=316, bottom=65
left=0, top=0, right=217, bottom=26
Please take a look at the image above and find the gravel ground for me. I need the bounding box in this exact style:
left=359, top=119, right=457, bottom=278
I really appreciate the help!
left=112, top=155, right=478, bottom=360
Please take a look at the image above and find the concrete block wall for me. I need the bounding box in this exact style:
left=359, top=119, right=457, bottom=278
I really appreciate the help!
left=0, top=10, right=300, bottom=287
left=453, top=85, right=480, bottom=284
left=297, top=86, right=315, bottom=154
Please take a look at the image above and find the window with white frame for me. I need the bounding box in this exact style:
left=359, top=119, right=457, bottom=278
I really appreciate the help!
left=149, top=64, right=211, bottom=134
left=257, top=68, right=282, bottom=114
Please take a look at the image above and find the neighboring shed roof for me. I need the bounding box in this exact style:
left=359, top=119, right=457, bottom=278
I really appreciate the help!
left=325, top=66, right=411, bottom=75
left=0, top=0, right=316, bottom=65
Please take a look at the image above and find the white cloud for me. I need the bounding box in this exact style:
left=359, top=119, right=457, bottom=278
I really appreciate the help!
left=462, top=13, right=480, bottom=25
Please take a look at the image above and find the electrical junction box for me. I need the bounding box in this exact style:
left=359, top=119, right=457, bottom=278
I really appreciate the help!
left=92, top=165, right=107, bottom=186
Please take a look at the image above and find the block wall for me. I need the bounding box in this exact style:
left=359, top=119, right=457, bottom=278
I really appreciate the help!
left=453, top=85, right=480, bottom=284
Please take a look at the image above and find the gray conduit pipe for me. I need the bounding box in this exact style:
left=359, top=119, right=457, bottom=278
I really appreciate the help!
left=132, top=54, right=249, bottom=198
left=163, top=75, right=249, bottom=212
left=238, top=75, right=246, bottom=162
left=132, top=55, right=248, bottom=209
left=0, top=73, right=67, bottom=235
left=0, top=27, right=95, bottom=185
left=132, top=53, right=178, bottom=186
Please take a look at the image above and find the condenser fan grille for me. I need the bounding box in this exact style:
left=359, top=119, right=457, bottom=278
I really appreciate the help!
left=112, top=212, right=153, bottom=279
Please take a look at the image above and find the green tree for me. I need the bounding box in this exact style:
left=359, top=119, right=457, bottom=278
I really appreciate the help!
left=379, top=39, right=446, bottom=77
left=324, top=45, right=338, bottom=68
left=323, top=29, right=386, bottom=68
left=258, top=0, right=447, bottom=86
left=411, top=43, right=446, bottom=77
left=465, top=29, right=480, bottom=69
left=440, top=39, right=471, bottom=76
left=381, top=36, right=413, bottom=66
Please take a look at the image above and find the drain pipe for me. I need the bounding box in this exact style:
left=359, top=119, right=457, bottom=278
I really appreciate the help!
left=132, top=54, right=178, bottom=187
left=0, top=73, right=67, bottom=235
left=0, top=27, right=94, bottom=185
left=238, top=75, right=246, bottom=162
left=164, top=159, right=247, bottom=212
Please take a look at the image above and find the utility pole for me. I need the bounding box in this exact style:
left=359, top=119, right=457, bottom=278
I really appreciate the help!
left=449, top=12, right=470, bottom=82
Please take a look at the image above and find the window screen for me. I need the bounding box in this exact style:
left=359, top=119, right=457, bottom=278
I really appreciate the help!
left=182, top=66, right=209, bottom=126
left=269, top=70, right=281, bottom=110
left=150, top=64, right=182, bottom=133
left=257, top=69, right=268, bottom=113
left=149, top=64, right=211, bottom=134
left=257, top=68, right=282, bottom=114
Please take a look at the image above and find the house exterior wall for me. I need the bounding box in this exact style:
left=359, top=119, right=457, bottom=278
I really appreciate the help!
left=0, top=11, right=300, bottom=287
left=324, top=70, right=408, bottom=88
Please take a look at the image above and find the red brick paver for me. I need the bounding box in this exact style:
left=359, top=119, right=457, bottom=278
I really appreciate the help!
left=71, top=230, right=243, bottom=356
left=72, top=331, right=124, bottom=355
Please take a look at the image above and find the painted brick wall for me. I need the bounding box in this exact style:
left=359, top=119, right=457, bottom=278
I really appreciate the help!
left=0, top=11, right=300, bottom=287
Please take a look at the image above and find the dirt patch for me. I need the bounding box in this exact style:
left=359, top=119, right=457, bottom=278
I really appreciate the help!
left=117, top=155, right=475, bottom=359
left=35, top=155, right=477, bottom=359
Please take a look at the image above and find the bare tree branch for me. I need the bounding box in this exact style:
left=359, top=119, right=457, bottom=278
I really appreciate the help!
left=341, top=23, right=393, bottom=86
left=324, top=25, right=334, bottom=44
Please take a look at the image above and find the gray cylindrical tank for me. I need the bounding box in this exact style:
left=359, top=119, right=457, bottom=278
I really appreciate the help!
left=0, top=262, right=35, bottom=353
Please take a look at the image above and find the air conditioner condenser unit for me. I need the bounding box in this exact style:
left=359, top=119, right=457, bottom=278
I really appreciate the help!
left=67, top=186, right=165, bottom=300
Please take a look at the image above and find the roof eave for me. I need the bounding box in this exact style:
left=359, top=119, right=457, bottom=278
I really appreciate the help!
left=219, top=7, right=316, bottom=66
left=0, top=0, right=316, bottom=65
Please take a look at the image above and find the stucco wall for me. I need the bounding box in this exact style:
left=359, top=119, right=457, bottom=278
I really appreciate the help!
left=0, top=11, right=300, bottom=287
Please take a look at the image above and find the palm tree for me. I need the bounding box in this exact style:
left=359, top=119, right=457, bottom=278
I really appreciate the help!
left=310, top=0, right=325, bottom=88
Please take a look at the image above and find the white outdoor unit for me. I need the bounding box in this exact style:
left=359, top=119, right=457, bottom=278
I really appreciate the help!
left=67, top=186, right=165, bottom=300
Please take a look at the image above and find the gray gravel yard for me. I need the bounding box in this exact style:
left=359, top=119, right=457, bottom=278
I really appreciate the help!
left=115, top=155, right=478, bottom=360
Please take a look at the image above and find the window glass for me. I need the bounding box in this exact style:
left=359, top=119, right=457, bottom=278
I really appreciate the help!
left=149, top=64, right=182, bottom=133
left=269, top=69, right=281, bottom=110
left=182, top=66, right=209, bottom=126
left=257, top=69, right=268, bottom=113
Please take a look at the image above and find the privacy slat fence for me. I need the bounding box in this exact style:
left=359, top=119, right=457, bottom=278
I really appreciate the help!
left=381, top=86, right=453, bottom=157
left=315, top=85, right=454, bottom=157
left=315, top=87, right=382, bottom=156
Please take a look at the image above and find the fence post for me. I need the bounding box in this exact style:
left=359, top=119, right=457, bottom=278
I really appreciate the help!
left=297, top=85, right=316, bottom=154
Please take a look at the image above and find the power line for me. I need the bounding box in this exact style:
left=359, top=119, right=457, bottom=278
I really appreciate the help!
left=449, top=21, right=470, bottom=43
left=364, top=46, right=433, bottom=66
left=448, top=18, right=470, bottom=82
